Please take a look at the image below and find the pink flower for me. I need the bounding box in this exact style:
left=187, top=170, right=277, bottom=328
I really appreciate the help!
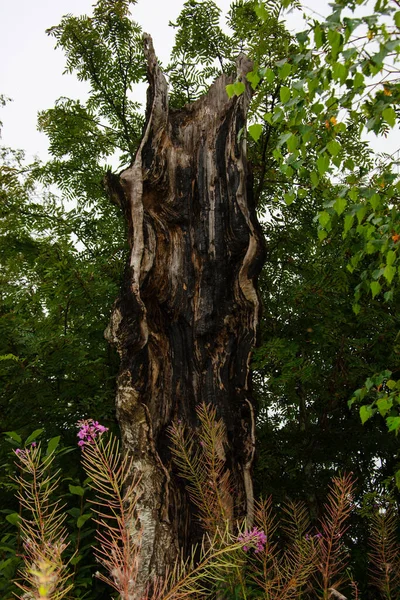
left=238, top=527, right=267, bottom=553
left=76, top=419, right=108, bottom=447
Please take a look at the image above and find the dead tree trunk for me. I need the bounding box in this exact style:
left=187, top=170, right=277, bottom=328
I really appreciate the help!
left=105, top=35, right=265, bottom=595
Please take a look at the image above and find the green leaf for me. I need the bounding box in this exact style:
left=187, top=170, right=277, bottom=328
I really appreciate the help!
left=360, top=404, right=375, bottom=425
left=372, top=268, right=384, bottom=280
left=377, top=397, right=393, bottom=416
left=280, top=86, right=291, bottom=103
left=353, top=72, right=364, bottom=89
left=386, top=250, right=396, bottom=266
left=77, top=513, right=92, bottom=528
left=386, top=379, right=397, bottom=390
left=356, top=206, right=367, bottom=224
left=370, top=281, right=381, bottom=298
left=328, top=29, right=342, bottom=58
left=395, top=11, right=400, bottom=28
left=343, top=214, right=354, bottom=235
left=266, top=68, right=275, bottom=83
left=318, top=229, right=328, bottom=241
left=70, top=554, right=83, bottom=566
left=279, top=62, right=291, bottom=80
left=318, top=211, right=331, bottom=228
left=284, top=192, right=295, bottom=205
left=333, top=197, right=347, bottom=215
left=384, top=290, right=394, bottom=302
left=395, top=470, right=400, bottom=490
left=233, top=81, right=245, bottom=96
left=365, top=378, right=374, bottom=391
left=369, top=193, right=381, bottom=210
left=278, top=132, right=292, bottom=147
left=386, top=416, right=400, bottom=433
left=353, top=303, right=361, bottom=315
left=310, top=172, right=319, bottom=188
left=314, top=25, right=323, bottom=49
left=327, top=140, right=341, bottom=157
left=287, top=134, right=298, bottom=152
left=248, top=123, right=263, bottom=142
left=46, top=436, right=61, bottom=456
left=332, top=62, right=348, bottom=84
left=25, top=429, right=44, bottom=445
left=246, top=71, right=261, bottom=90
left=4, top=431, right=22, bottom=443
left=384, top=265, right=396, bottom=284
left=226, top=84, right=235, bottom=98
left=5, top=513, right=21, bottom=526
left=382, top=106, right=396, bottom=127
left=255, top=2, right=268, bottom=21
left=69, top=484, right=85, bottom=497
left=272, top=108, right=284, bottom=123
left=317, top=153, right=330, bottom=176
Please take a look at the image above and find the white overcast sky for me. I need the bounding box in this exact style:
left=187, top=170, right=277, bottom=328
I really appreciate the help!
left=0, top=0, right=331, bottom=162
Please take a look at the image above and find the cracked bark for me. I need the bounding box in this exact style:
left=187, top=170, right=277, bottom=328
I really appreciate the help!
left=105, top=35, right=266, bottom=596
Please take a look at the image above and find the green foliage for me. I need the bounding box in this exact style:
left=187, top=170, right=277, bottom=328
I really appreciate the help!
left=235, top=0, right=400, bottom=489
left=167, top=0, right=291, bottom=109
left=42, top=0, right=145, bottom=171
left=167, top=0, right=232, bottom=106
left=242, top=0, right=400, bottom=304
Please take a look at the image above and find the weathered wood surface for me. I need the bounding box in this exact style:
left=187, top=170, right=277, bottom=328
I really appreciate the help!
left=105, top=34, right=265, bottom=594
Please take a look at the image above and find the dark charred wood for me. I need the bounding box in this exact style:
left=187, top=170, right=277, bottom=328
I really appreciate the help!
left=105, top=34, right=266, bottom=596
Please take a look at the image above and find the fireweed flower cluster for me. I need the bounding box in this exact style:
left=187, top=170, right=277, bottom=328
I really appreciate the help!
left=14, top=443, right=38, bottom=465
left=238, top=526, right=267, bottom=553
left=77, top=419, right=108, bottom=447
